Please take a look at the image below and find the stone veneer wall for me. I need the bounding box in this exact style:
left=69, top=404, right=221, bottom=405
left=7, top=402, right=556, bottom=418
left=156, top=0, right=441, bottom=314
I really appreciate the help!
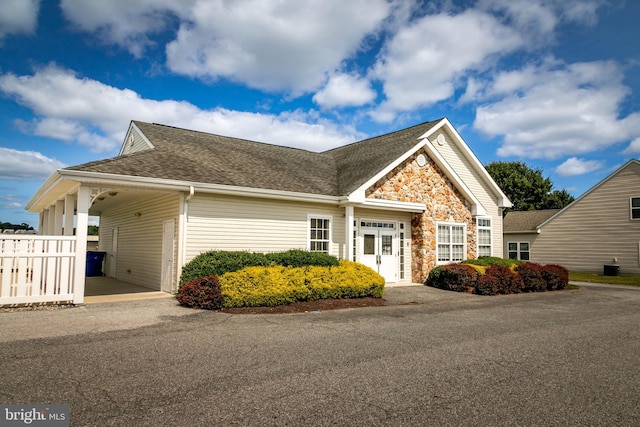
left=366, top=150, right=475, bottom=282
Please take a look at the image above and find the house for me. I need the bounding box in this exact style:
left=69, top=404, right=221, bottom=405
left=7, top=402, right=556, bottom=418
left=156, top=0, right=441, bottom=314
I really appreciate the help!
left=22, top=118, right=511, bottom=301
left=503, top=159, right=640, bottom=275
left=503, top=209, right=560, bottom=261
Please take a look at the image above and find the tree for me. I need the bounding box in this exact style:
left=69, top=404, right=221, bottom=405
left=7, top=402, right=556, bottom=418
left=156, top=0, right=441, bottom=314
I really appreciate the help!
left=485, top=161, right=574, bottom=212
left=0, top=221, right=34, bottom=231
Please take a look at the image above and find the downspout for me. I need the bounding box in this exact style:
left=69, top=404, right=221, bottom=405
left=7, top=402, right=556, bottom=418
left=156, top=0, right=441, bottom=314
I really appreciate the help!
left=186, top=185, right=195, bottom=204
left=181, top=185, right=195, bottom=270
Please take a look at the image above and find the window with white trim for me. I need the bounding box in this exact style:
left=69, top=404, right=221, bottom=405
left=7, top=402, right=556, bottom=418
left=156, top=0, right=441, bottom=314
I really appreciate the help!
left=477, top=218, right=492, bottom=257
left=631, top=197, right=640, bottom=220
left=437, top=223, right=466, bottom=263
left=508, top=242, right=530, bottom=261
left=308, top=215, right=331, bottom=254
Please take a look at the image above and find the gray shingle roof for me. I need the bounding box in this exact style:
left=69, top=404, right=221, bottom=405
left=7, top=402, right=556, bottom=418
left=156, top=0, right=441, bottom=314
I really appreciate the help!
left=66, top=119, right=442, bottom=196
left=503, top=209, right=561, bottom=232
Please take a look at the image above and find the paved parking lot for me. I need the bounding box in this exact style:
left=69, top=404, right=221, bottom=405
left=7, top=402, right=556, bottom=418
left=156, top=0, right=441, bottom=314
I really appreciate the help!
left=1, top=283, right=639, bottom=426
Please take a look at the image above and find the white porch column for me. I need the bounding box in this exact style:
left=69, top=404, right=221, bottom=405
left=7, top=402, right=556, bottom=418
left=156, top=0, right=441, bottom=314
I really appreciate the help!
left=38, top=212, right=44, bottom=234
left=42, top=209, right=50, bottom=235
left=54, top=199, right=64, bottom=236
left=47, top=205, right=56, bottom=235
left=345, top=205, right=354, bottom=261
left=64, top=194, right=75, bottom=236
left=73, top=186, right=90, bottom=304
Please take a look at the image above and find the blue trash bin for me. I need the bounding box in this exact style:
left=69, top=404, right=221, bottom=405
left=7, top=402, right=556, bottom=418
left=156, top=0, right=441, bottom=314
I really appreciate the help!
left=86, top=251, right=106, bottom=276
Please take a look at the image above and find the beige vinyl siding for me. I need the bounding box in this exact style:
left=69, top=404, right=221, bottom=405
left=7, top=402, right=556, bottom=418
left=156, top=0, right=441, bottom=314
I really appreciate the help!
left=185, top=194, right=345, bottom=262
left=354, top=208, right=412, bottom=281
left=533, top=162, right=640, bottom=274
left=430, top=130, right=504, bottom=258
left=99, top=193, right=180, bottom=289
left=121, top=127, right=152, bottom=155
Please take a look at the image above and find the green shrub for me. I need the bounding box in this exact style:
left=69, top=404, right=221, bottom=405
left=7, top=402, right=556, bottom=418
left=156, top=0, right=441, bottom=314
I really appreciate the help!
left=176, top=276, right=224, bottom=309
left=424, top=266, right=443, bottom=287
left=462, top=256, right=521, bottom=268
left=515, top=262, right=547, bottom=292
left=218, top=260, right=384, bottom=308
left=180, top=249, right=343, bottom=287
left=180, top=250, right=271, bottom=286
left=266, top=249, right=339, bottom=268
left=542, top=264, right=569, bottom=290
left=425, top=263, right=478, bottom=292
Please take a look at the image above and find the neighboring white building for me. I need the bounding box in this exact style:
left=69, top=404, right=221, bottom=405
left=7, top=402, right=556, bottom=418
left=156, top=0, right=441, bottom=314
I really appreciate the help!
left=26, top=118, right=511, bottom=294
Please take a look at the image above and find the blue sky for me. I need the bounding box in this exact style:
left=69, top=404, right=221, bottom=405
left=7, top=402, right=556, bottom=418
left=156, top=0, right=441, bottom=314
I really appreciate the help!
left=1, top=0, right=639, bottom=227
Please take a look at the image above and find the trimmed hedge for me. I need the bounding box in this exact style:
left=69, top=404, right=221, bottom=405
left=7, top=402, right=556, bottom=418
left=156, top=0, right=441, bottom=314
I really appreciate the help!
left=179, top=249, right=340, bottom=287
left=475, top=265, right=523, bottom=295
left=462, top=256, right=521, bottom=268
left=219, top=260, right=385, bottom=308
left=180, top=251, right=270, bottom=286
left=515, top=262, right=547, bottom=292
left=425, top=259, right=568, bottom=296
left=425, top=263, right=478, bottom=293
left=265, top=249, right=339, bottom=268
left=176, top=276, right=224, bottom=310
left=541, top=264, right=569, bottom=291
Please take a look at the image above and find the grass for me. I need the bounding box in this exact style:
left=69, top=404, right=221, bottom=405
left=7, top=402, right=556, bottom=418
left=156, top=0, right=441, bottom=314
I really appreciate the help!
left=569, top=272, right=640, bottom=287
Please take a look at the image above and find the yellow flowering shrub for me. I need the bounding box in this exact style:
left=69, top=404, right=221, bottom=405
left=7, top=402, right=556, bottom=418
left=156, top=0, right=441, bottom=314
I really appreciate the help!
left=467, top=264, right=487, bottom=275
left=218, top=260, right=385, bottom=308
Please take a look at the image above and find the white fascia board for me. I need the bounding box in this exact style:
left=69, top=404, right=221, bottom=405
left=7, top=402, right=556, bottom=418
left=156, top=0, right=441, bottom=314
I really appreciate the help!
left=118, top=121, right=154, bottom=156
left=25, top=171, right=61, bottom=210
left=25, top=171, right=81, bottom=213
left=419, top=118, right=512, bottom=209
left=345, top=198, right=426, bottom=213
left=58, top=170, right=342, bottom=205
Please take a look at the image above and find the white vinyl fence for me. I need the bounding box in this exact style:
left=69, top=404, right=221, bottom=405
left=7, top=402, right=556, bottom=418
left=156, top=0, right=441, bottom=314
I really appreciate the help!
left=0, top=236, right=77, bottom=305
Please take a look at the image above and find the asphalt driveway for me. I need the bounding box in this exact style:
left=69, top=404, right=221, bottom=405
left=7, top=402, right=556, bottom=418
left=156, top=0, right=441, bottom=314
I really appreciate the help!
left=1, top=283, right=639, bottom=426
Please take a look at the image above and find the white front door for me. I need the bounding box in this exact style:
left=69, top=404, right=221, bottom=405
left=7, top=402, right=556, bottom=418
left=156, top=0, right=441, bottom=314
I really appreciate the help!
left=161, top=219, right=175, bottom=293
left=109, top=227, right=118, bottom=278
left=360, top=222, right=397, bottom=282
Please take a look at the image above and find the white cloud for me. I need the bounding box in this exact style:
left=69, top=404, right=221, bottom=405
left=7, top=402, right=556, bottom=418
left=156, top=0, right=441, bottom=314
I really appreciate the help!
left=473, top=59, right=640, bottom=159
left=479, top=0, right=604, bottom=31
left=313, top=73, right=377, bottom=108
left=555, top=157, right=604, bottom=176
left=60, top=0, right=188, bottom=57
left=370, top=8, right=523, bottom=122
left=622, top=138, right=640, bottom=155
left=165, top=0, right=390, bottom=93
left=0, top=0, right=39, bottom=42
left=61, top=0, right=391, bottom=92
left=477, top=0, right=557, bottom=43
left=0, top=65, right=362, bottom=153
left=621, top=113, right=640, bottom=155
left=0, top=148, right=65, bottom=180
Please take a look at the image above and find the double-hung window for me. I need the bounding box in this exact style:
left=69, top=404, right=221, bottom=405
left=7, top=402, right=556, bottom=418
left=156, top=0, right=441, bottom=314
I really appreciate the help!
left=508, top=242, right=530, bottom=261
left=437, top=223, right=465, bottom=263
left=631, top=197, right=640, bottom=220
left=308, top=215, right=331, bottom=254
left=477, top=218, right=492, bottom=257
